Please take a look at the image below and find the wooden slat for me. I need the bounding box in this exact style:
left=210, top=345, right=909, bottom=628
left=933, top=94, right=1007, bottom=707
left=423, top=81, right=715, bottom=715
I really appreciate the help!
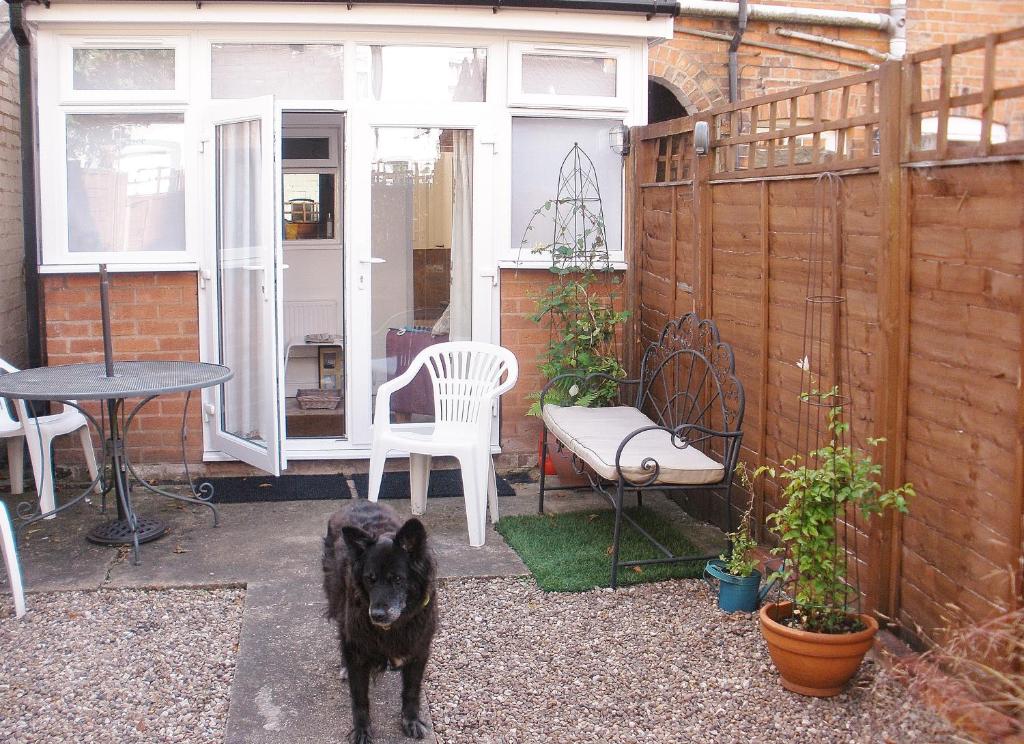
left=936, top=44, right=952, bottom=160
left=812, top=91, right=823, bottom=165
left=767, top=100, right=778, bottom=169
left=836, top=84, right=851, bottom=159
left=978, top=35, right=995, bottom=157
left=712, top=112, right=879, bottom=148
left=701, top=69, right=881, bottom=117
left=905, top=53, right=921, bottom=159
left=910, top=83, right=1024, bottom=114
left=711, top=156, right=879, bottom=181
left=788, top=99, right=797, bottom=170
left=636, top=116, right=696, bottom=143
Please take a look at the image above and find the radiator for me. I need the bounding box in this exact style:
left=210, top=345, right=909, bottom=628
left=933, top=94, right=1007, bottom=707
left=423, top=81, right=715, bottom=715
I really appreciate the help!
left=283, top=300, right=340, bottom=345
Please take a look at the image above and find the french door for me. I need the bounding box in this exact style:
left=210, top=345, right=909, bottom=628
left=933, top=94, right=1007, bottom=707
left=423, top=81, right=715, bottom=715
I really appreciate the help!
left=201, top=103, right=497, bottom=469
left=201, top=96, right=287, bottom=474
left=345, top=113, right=498, bottom=450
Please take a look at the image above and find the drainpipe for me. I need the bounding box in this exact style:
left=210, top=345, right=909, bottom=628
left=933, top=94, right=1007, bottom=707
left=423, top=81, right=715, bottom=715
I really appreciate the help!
left=727, top=0, right=747, bottom=102
left=676, top=1, right=894, bottom=32
left=7, top=0, right=42, bottom=368
left=888, top=0, right=907, bottom=60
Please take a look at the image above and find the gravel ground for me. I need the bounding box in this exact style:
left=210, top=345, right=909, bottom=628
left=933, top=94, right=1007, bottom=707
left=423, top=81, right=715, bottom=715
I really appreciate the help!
left=427, top=578, right=956, bottom=744
left=0, top=587, right=245, bottom=744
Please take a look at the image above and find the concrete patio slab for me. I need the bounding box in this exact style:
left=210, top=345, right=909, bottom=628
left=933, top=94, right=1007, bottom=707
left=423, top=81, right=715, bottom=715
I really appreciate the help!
left=0, top=475, right=724, bottom=744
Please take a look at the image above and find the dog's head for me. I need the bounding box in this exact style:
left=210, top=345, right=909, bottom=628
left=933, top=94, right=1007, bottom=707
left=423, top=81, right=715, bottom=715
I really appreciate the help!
left=342, top=518, right=430, bottom=630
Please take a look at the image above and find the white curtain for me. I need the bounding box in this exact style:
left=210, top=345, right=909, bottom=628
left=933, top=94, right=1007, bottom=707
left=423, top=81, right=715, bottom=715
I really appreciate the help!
left=218, top=119, right=266, bottom=443
left=450, top=130, right=473, bottom=341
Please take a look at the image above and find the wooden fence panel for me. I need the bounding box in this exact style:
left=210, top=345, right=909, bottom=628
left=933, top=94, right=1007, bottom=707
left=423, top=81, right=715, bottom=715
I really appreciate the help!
left=629, top=27, right=1024, bottom=649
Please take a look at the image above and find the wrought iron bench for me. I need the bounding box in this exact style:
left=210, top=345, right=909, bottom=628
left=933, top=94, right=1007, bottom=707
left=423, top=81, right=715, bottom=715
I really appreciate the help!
left=538, top=312, right=745, bottom=588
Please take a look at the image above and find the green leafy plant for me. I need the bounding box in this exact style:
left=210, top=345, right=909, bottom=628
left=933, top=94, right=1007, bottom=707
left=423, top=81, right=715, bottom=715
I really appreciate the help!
left=525, top=273, right=629, bottom=415
left=719, top=465, right=760, bottom=578
left=761, top=389, right=913, bottom=634
left=518, top=146, right=630, bottom=417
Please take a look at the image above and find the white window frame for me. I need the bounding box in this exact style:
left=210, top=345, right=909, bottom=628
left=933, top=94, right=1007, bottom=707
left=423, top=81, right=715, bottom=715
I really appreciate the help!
left=58, top=35, right=190, bottom=104
left=508, top=42, right=631, bottom=111
left=503, top=110, right=628, bottom=270
left=40, top=105, right=197, bottom=267
left=39, top=33, right=197, bottom=268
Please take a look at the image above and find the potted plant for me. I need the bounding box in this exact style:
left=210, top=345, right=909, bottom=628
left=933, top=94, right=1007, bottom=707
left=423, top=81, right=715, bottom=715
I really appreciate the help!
left=704, top=497, right=764, bottom=613
left=518, top=144, right=630, bottom=484
left=758, top=390, right=913, bottom=697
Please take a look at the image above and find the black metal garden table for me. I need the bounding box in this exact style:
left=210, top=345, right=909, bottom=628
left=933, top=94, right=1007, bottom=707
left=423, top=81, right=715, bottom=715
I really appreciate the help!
left=0, top=360, right=233, bottom=564
left=0, top=265, right=232, bottom=564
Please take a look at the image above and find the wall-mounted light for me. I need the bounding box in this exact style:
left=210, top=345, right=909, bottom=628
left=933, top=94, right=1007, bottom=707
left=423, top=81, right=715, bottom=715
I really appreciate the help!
left=694, top=120, right=710, bottom=156
left=608, top=123, right=630, bottom=156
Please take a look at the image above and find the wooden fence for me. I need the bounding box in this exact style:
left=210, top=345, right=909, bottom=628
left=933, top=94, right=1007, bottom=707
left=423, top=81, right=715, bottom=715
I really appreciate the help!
left=628, top=28, right=1024, bottom=647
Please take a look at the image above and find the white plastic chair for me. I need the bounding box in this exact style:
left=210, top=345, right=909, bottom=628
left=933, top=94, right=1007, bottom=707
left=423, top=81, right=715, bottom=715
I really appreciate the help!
left=368, top=342, right=518, bottom=547
left=0, top=500, right=26, bottom=618
left=0, top=359, right=100, bottom=518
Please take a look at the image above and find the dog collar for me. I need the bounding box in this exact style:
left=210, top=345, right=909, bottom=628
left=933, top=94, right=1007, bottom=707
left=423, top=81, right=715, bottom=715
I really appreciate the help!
left=421, top=592, right=431, bottom=609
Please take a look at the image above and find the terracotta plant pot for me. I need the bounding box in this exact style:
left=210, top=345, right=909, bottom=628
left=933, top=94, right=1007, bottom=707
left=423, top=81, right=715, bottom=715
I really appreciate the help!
left=759, top=601, right=879, bottom=697
left=538, top=433, right=589, bottom=487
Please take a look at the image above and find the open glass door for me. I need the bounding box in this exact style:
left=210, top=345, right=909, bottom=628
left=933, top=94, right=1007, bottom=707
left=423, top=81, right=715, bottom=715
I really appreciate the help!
left=202, top=97, right=287, bottom=474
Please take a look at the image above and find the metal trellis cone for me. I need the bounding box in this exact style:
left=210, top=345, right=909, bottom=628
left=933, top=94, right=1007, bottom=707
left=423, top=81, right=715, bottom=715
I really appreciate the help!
left=550, top=143, right=610, bottom=273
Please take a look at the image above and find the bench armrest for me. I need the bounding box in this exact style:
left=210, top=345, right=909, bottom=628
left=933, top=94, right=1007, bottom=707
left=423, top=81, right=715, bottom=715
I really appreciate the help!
left=613, top=423, right=744, bottom=487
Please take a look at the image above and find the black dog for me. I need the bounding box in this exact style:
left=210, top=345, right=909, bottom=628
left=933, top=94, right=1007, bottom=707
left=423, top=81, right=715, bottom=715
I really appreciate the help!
left=322, top=500, right=437, bottom=744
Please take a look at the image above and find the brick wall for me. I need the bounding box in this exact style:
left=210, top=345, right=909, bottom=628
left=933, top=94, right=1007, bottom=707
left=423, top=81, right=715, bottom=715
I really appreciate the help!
left=655, top=2, right=1024, bottom=116
left=498, top=268, right=626, bottom=471
left=43, top=272, right=203, bottom=464
left=0, top=28, right=25, bottom=369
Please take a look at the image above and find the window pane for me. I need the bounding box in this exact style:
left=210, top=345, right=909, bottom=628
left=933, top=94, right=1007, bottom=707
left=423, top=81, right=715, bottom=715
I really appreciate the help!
left=522, top=54, right=616, bottom=97
left=356, top=46, right=485, bottom=102
left=211, top=44, right=344, bottom=99
left=282, top=137, right=330, bottom=161
left=66, top=114, right=185, bottom=253
left=283, top=172, right=337, bottom=240
left=511, top=117, right=622, bottom=260
left=73, top=48, right=176, bottom=90
left=371, top=128, right=473, bottom=423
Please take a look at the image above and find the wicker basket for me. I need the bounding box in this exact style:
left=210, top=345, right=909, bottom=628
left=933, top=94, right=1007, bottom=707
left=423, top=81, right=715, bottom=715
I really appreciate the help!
left=296, top=388, right=341, bottom=410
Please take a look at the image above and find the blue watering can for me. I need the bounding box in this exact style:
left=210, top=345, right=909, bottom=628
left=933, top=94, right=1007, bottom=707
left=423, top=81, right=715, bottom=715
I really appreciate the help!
left=703, top=559, right=776, bottom=613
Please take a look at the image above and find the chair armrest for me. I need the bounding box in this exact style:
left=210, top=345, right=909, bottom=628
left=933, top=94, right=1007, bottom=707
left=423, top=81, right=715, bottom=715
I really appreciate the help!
left=373, top=363, right=426, bottom=428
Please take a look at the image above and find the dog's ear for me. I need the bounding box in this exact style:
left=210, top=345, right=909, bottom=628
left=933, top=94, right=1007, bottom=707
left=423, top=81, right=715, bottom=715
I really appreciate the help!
left=395, top=518, right=427, bottom=555
left=342, top=525, right=375, bottom=559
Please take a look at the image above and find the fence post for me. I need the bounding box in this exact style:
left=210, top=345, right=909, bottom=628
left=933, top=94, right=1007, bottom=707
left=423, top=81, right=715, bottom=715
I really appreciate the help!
left=693, top=114, right=713, bottom=318
left=624, top=134, right=640, bottom=377
left=871, top=59, right=910, bottom=623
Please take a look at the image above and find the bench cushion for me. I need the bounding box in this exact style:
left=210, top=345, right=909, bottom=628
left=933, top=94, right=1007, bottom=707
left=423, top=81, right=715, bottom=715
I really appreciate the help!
left=542, top=405, right=726, bottom=485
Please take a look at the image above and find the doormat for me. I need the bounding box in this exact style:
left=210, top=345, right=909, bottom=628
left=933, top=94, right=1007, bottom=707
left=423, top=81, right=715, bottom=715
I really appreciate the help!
left=351, top=469, right=516, bottom=500
left=197, top=474, right=352, bottom=504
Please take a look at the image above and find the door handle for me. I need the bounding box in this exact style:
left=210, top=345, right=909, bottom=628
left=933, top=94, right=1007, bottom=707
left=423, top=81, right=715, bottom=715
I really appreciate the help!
left=359, top=257, right=386, bottom=264
left=242, top=265, right=269, bottom=301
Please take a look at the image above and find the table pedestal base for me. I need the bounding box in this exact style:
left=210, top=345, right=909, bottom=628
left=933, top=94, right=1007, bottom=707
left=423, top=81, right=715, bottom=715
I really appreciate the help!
left=87, top=516, right=167, bottom=546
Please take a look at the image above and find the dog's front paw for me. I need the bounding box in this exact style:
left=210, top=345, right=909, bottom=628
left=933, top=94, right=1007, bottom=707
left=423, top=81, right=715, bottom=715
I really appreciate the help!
left=350, top=727, right=373, bottom=744
left=401, top=716, right=429, bottom=739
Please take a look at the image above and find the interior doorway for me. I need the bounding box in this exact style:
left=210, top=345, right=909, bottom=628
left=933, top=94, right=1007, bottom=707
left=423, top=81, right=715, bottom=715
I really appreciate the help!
left=280, top=112, right=347, bottom=440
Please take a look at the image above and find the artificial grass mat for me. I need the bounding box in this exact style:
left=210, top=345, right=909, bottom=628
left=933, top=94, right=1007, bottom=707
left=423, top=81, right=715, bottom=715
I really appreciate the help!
left=495, top=507, right=707, bottom=592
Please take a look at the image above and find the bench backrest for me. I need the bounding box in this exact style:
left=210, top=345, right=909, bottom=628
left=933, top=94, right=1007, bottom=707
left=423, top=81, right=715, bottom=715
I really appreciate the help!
left=636, top=313, right=745, bottom=442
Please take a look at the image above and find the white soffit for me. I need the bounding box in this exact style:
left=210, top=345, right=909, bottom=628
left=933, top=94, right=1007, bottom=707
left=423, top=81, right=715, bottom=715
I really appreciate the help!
left=27, top=2, right=674, bottom=41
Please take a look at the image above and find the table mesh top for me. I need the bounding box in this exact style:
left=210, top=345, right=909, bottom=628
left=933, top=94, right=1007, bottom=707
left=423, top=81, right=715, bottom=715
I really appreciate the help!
left=0, top=361, right=233, bottom=400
